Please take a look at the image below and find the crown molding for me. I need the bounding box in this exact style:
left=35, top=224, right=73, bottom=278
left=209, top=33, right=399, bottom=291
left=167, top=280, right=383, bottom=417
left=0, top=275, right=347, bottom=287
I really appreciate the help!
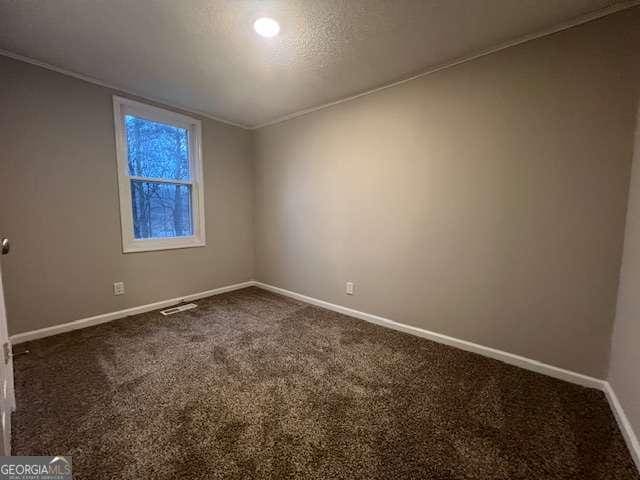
left=1, top=1, right=638, bottom=130
left=0, top=48, right=250, bottom=130
left=251, top=0, right=640, bottom=130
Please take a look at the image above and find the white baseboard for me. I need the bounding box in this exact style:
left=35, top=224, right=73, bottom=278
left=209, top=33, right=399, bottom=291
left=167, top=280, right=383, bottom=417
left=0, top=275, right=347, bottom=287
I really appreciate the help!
left=12, top=277, right=605, bottom=388
left=9, top=280, right=255, bottom=344
left=253, top=281, right=640, bottom=471
left=253, top=282, right=640, bottom=470
left=253, top=281, right=605, bottom=389
left=604, top=382, right=640, bottom=471
left=9, top=278, right=638, bottom=471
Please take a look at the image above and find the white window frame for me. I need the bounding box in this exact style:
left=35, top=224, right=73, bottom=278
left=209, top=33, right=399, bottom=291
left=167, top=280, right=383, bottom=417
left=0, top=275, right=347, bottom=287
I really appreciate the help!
left=112, top=96, right=206, bottom=253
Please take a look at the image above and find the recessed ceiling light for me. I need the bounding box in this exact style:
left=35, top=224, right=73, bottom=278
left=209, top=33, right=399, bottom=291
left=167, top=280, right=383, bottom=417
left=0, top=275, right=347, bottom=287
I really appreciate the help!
left=254, top=17, right=280, bottom=38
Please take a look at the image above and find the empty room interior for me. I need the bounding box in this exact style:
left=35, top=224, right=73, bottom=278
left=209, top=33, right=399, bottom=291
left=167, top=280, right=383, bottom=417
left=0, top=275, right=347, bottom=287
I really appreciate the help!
left=2, top=1, right=640, bottom=478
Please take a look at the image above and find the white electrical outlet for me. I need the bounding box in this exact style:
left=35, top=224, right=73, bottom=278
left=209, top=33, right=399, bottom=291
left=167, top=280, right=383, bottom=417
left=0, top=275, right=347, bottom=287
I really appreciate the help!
left=113, top=281, right=125, bottom=296
left=346, top=282, right=354, bottom=295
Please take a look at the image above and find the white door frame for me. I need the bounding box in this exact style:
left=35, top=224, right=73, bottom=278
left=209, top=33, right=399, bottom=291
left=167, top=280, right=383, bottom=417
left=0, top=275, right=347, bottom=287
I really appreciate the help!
left=0, top=237, right=15, bottom=455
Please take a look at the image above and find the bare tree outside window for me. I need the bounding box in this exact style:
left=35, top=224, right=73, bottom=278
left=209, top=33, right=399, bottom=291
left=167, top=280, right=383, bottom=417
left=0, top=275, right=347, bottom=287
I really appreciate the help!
left=125, top=115, right=193, bottom=239
left=114, top=96, right=205, bottom=253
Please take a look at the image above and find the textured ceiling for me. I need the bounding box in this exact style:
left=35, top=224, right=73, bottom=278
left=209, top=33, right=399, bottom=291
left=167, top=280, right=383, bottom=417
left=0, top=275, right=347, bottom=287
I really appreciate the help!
left=0, top=0, right=624, bottom=128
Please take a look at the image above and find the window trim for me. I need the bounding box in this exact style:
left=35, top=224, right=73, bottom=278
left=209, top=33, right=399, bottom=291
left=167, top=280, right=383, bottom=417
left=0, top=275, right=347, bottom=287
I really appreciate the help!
left=112, top=95, right=206, bottom=253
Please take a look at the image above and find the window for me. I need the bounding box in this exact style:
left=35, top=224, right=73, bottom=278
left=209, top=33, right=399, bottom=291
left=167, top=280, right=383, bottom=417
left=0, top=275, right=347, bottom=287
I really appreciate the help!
left=113, top=96, right=205, bottom=252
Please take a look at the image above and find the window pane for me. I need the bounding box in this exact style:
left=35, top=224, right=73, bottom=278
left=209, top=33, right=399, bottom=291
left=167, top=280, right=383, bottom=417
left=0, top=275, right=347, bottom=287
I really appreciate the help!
left=130, top=181, right=193, bottom=239
left=125, top=115, right=190, bottom=180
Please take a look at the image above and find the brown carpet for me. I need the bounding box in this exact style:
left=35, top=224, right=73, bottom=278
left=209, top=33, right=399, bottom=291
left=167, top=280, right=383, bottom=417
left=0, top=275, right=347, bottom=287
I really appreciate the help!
left=12, top=287, right=639, bottom=479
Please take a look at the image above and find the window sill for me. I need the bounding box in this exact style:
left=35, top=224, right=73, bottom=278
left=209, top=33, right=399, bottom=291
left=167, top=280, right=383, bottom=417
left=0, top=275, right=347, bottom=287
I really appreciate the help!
left=122, top=237, right=206, bottom=253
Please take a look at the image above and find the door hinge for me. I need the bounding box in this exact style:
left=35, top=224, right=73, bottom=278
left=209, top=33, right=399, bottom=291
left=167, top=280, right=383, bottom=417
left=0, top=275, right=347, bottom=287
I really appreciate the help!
left=2, top=343, right=10, bottom=365
left=2, top=344, right=28, bottom=364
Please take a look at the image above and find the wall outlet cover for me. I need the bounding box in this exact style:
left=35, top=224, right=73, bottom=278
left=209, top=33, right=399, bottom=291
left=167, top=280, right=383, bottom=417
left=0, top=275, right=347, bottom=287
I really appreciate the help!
left=113, top=282, right=125, bottom=296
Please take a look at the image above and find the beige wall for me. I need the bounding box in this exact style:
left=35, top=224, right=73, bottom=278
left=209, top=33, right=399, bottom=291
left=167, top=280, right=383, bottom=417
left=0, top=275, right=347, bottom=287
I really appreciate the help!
left=609, top=109, right=640, bottom=436
left=0, top=55, right=254, bottom=335
left=254, top=8, right=640, bottom=378
left=2, top=8, right=640, bottom=378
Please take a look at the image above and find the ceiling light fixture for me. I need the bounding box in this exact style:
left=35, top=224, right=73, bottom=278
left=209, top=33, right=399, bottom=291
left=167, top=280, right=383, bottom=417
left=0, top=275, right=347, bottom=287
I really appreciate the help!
left=254, top=17, right=280, bottom=38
